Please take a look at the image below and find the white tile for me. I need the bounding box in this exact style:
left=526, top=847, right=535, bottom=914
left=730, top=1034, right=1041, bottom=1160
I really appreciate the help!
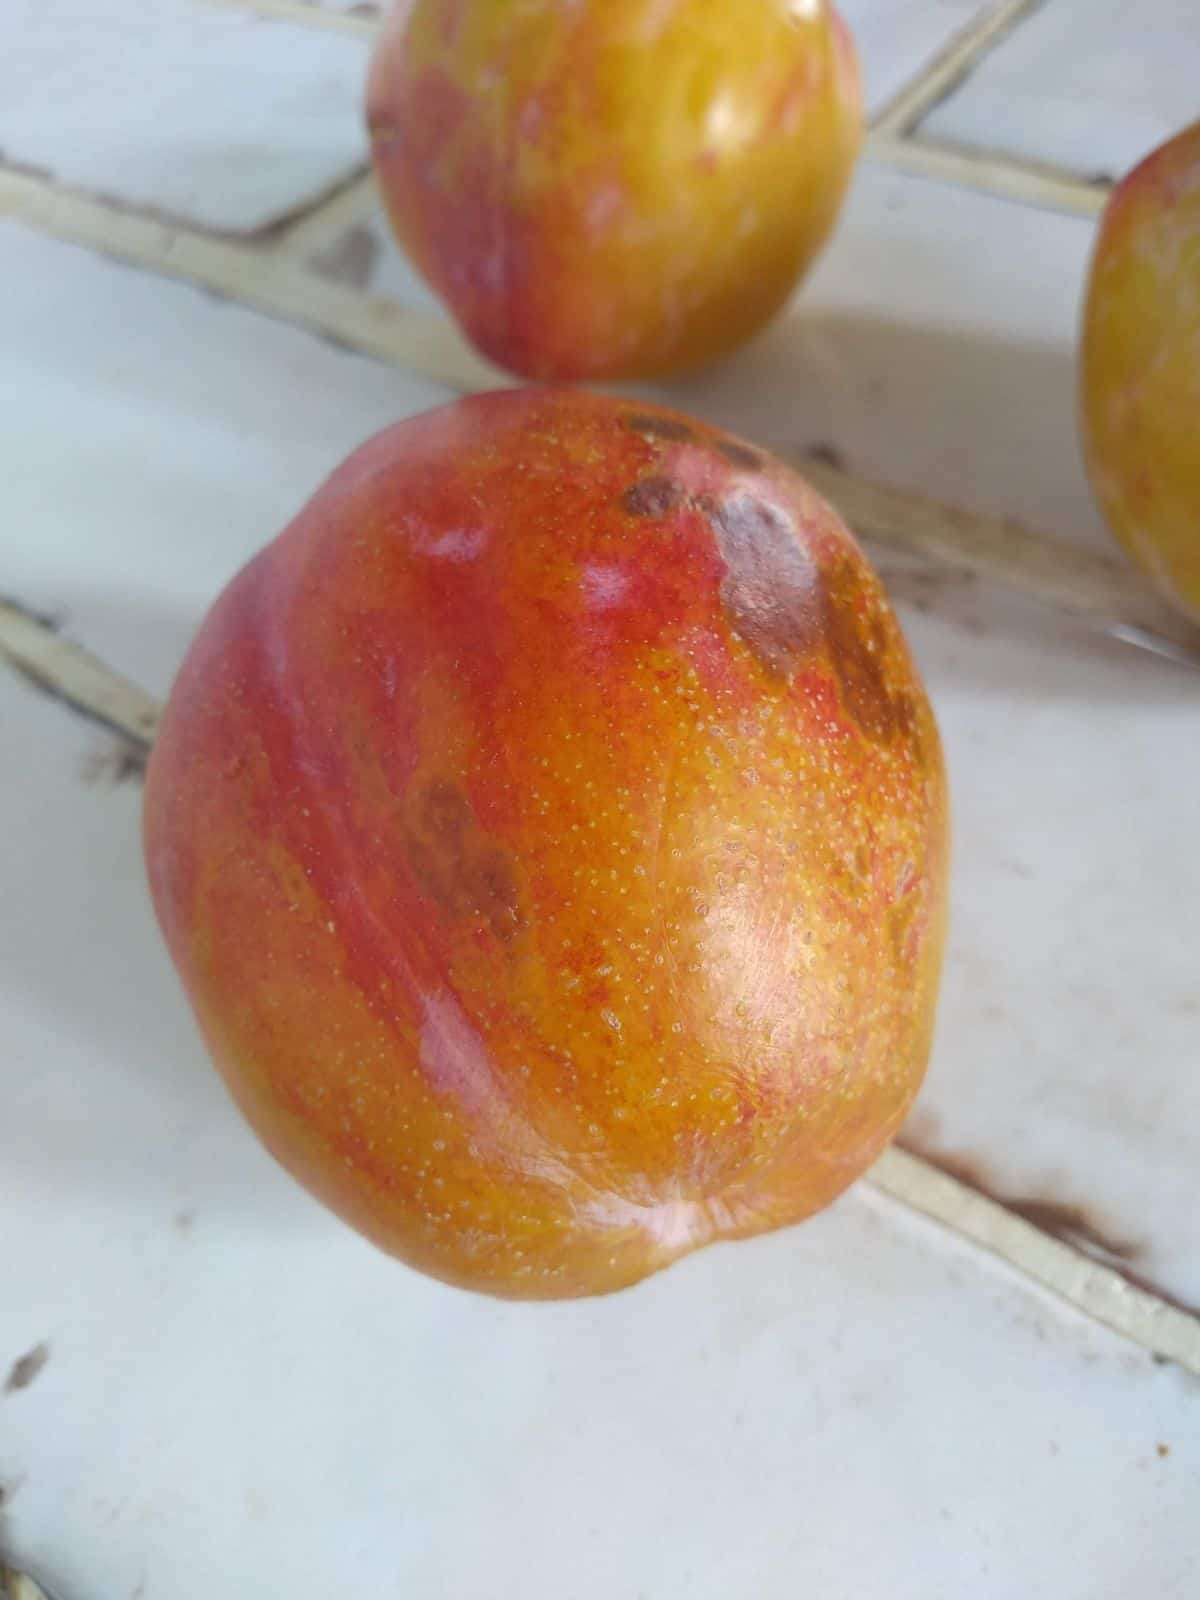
left=839, top=0, right=994, bottom=116
left=0, top=0, right=371, bottom=232
left=0, top=220, right=452, bottom=698
left=923, top=0, right=1199, bottom=180
left=0, top=689, right=1196, bottom=1599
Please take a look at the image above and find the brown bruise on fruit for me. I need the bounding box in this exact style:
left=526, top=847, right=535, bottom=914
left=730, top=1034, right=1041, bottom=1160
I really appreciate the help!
left=405, top=779, right=526, bottom=944
left=820, top=560, right=917, bottom=745
left=621, top=475, right=685, bottom=518
left=144, top=390, right=948, bottom=1300
left=703, top=492, right=824, bottom=677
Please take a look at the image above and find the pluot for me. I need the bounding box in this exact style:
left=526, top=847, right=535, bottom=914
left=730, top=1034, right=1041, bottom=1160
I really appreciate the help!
left=144, top=389, right=948, bottom=1298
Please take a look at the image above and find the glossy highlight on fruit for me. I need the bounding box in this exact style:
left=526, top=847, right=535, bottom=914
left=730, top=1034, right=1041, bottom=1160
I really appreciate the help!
left=367, top=0, right=862, bottom=380
left=1081, top=120, right=1200, bottom=620
left=144, top=389, right=948, bottom=1299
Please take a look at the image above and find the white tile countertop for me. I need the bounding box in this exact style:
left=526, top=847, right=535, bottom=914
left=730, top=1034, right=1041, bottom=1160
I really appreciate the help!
left=1, top=2, right=1197, bottom=1597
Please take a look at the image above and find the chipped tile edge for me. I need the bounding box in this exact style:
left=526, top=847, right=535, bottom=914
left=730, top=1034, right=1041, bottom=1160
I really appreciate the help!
left=2, top=596, right=1199, bottom=1375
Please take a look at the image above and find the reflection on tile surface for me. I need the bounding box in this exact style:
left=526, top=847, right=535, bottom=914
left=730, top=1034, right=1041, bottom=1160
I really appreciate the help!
left=923, top=0, right=1198, bottom=179
left=0, top=0, right=370, bottom=232
left=1, top=684, right=1196, bottom=1597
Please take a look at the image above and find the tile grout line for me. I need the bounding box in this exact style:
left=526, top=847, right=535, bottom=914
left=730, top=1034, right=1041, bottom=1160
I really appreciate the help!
left=865, top=132, right=1109, bottom=218
left=870, top=0, right=1048, bottom=136
left=3, top=604, right=1199, bottom=1376
left=199, top=0, right=379, bottom=38
left=8, top=167, right=1196, bottom=670
left=194, top=0, right=1112, bottom=213
left=872, top=1150, right=1200, bottom=1373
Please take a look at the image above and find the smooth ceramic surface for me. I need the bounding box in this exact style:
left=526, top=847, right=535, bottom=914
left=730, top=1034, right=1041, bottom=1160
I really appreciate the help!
left=3, top=0, right=1200, bottom=1593
left=923, top=0, right=1199, bottom=180
left=0, top=0, right=370, bottom=232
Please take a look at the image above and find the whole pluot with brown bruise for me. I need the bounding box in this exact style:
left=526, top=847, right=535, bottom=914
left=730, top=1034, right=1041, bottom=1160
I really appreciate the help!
left=367, top=0, right=862, bottom=379
left=1081, top=120, right=1200, bottom=621
left=144, top=390, right=948, bottom=1299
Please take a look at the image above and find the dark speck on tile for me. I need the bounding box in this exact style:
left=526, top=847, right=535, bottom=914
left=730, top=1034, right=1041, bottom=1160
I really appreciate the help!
left=5, top=1343, right=50, bottom=1395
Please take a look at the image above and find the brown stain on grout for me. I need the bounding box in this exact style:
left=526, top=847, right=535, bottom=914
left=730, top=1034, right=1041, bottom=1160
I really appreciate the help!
left=898, top=1138, right=1200, bottom=1321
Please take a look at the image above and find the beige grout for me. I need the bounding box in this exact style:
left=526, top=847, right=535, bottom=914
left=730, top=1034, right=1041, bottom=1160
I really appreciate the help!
left=867, top=131, right=1109, bottom=218
left=801, top=460, right=1200, bottom=670
left=872, top=1149, right=1200, bottom=1374
left=0, top=601, right=161, bottom=748
left=870, top=0, right=1047, bottom=136
left=4, top=168, right=1191, bottom=671
left=199, top=0, right=379, bottom=39
left=0, top=168, right=502, bottom=393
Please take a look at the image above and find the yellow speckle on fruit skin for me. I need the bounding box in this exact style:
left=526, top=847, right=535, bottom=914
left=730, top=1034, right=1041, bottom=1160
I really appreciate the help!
left=1080, top=118, right=1200, bottom=621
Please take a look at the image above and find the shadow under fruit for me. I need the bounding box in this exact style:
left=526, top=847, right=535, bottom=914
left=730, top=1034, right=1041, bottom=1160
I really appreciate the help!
left=143, top=389, right=948, bottom=1298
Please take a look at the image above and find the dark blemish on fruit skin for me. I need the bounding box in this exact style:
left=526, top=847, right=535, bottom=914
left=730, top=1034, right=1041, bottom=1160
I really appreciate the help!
left=621, top=476, right=684, bottom=518
left=820, top=561, right=915, bottom=744
left=409, top=781, right=524, bottom=943
left=419, top=780, right=473, bottom=843
left=4, top=1343, right=50, bottom=1395
left=703, top=493, right=823, bottom=677
left=702, top=493, right=916, bottom=743
left=626, top=414, right=696, bottom=443
left=715, top=440, right=764, bottom=471
left=470, top=851, right=525, bottom=941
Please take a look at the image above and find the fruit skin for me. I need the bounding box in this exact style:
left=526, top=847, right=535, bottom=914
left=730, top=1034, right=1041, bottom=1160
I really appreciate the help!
left=144, top=389, right=947, bottom=1300
left=367, top=0, right=861, bottom=381
left=1080, top=120, right=1200, bottom=620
